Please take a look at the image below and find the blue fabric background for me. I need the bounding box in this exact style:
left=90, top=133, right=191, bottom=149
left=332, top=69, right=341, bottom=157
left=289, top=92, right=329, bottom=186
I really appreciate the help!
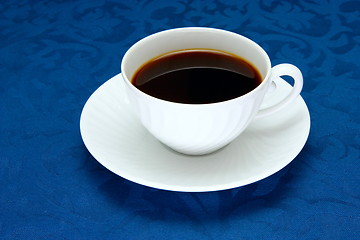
left=1, top=0, right=359, bottom=239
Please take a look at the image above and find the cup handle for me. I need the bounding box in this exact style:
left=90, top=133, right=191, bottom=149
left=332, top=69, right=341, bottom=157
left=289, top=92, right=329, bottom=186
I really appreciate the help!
left=255, top=63, right=303, bottom=119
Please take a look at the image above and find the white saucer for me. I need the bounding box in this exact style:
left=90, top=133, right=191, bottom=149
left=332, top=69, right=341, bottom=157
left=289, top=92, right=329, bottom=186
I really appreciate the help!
left=80, top=74, right=310, bottom=192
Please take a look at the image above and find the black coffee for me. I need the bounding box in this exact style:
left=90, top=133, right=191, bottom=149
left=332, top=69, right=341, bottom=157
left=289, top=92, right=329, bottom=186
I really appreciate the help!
left=131, top=49, right=262, bottom=104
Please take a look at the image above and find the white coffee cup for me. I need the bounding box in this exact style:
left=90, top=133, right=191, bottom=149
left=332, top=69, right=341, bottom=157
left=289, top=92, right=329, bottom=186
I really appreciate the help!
left=120, top=27, right=303, bottom=155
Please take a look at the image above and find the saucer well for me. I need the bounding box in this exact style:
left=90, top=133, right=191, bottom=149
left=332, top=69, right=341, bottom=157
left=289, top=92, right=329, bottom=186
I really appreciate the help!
left=80, top=74, right=310, bottom=192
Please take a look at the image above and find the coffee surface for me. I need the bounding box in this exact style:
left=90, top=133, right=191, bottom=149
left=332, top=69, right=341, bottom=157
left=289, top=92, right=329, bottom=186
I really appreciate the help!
left=131, top=49, right=262, bottom=104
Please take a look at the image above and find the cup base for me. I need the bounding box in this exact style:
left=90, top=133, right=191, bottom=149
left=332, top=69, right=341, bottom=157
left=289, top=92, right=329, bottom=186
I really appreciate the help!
left=163, top=142, right=231, bottom=156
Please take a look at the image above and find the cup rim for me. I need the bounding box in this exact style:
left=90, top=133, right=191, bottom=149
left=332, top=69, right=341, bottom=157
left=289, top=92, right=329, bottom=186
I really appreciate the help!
left=121, top=27, right=272, bottom=106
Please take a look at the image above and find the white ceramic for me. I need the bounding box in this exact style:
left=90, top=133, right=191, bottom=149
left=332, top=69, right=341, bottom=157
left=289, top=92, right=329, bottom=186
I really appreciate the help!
left=121, top=27, right=303, bottom=155
left=80, top=74, right=310, bottom=192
